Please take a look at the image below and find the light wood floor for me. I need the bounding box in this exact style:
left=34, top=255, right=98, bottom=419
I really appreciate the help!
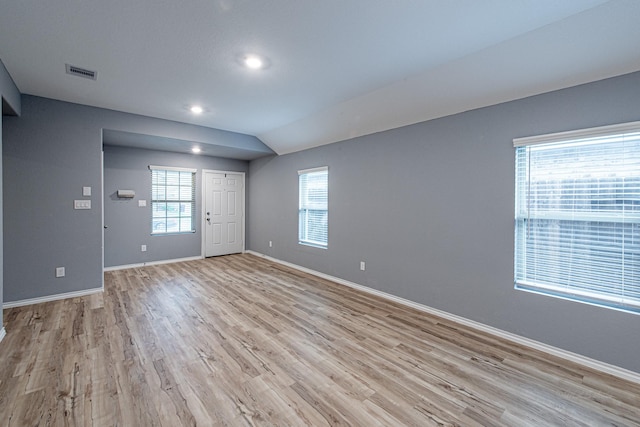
left=1, top=254, right=639, bottom=426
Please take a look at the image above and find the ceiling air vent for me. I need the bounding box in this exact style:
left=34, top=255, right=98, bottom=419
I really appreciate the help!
left=65, top=64, right=97, bottom=80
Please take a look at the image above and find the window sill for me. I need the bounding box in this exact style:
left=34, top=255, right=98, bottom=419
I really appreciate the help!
left=298, top=241, right=327, bottom=250
left=151, top=230, right=196, bottom=236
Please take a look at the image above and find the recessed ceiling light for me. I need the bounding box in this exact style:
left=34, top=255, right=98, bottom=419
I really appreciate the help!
left=238, top=53, right=270, bottom=70
left=192, top=147, right=201, bottom=153
left=244, top=55, right=263, bottom=70
left=190, top=105, right=204, bottom=114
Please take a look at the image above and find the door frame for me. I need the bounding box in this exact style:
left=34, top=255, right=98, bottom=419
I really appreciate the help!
left=201, top=169, right=246, bottom=257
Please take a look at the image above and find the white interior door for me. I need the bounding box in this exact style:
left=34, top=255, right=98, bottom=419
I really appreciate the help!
left=204, top=171, right=244, bottom=257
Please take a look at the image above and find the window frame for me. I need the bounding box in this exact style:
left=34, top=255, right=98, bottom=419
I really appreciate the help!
left=298, top=166, right=329, bottom=248
left=513, top=121, right=640, bottom=314
left=149, top=165, right=197, bottom=235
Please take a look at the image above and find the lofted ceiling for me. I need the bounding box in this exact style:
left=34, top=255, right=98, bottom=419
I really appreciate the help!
left=2, top=0, right=640, bottom=157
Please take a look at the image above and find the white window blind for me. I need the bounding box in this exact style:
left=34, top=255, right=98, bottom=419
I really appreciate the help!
left=514, top=123, right=640, bottom=313
left=299, top=167, right=328, bottom=248
left=150, top=166, right=196, bottom=234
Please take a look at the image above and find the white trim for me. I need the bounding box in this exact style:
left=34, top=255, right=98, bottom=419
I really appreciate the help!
left=201, top=170, right=206, bottom=257
left=298, top=241, right=328, bottom=250
left=4, top=287, right=104, bottom=309
left=517, top=282, right=640, bottom=313
left=513, top=120, right=640, bottom=147
left=148, top=165, right=197, bottom=173
left=298, top=166, right=328, bottom=175
left=246, top=250, right=640, bottom=385
left=101, top=146, right=105, bottom=294
left=104, top=255, right=203, bottom=272
left=0, top=327, right=6, bottom=343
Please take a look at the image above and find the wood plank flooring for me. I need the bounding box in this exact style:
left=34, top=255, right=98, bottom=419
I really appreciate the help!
left=1, top=253, right=639, bottom=426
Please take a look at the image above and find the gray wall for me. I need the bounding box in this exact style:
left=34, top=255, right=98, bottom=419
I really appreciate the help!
left=248, top=70, right=640, bottom=374
left=103, top=145, right=248, bottom=267
left=3, top=95, right=264, bottom=303
left=1, top=59, right=21, bottom=330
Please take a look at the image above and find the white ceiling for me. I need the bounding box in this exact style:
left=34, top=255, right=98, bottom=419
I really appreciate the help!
left=2, top=0, right=640, bottom=156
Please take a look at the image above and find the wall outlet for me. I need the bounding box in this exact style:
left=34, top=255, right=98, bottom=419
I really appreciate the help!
left=269, top=241, right=273, bottom=248
left=55, top=267, right=65, bottom=278
left=138, top=199, right=147, bottom=207
left=360, top=261, right=366, bottom=271
left=141, top=245, right=147, bottom=252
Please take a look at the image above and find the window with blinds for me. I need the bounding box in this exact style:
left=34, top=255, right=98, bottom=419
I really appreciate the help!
left=514, top=122, right=640, bottom=313
left=299, top=167, right=328, bottom=248
left=150, top=165, right=196, bottom=235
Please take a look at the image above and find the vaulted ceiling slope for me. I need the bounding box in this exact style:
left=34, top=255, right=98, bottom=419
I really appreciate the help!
left=2, top=1, right=640, bottom=155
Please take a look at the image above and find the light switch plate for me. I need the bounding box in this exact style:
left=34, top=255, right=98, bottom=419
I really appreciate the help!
left=83, top=186, right=91, bottom=196
left=138, top=200, right=147, bottom=207
left=74, top=200, right=91, bottom=210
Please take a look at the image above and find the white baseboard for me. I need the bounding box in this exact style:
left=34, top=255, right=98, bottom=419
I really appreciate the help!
left=4, top=287, right=104, bottom=309
left=104, top=255, right=204, bottom=272
left=0, top=327, right=6, bottom=342
left=246, top=250, right=640, bottom=385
